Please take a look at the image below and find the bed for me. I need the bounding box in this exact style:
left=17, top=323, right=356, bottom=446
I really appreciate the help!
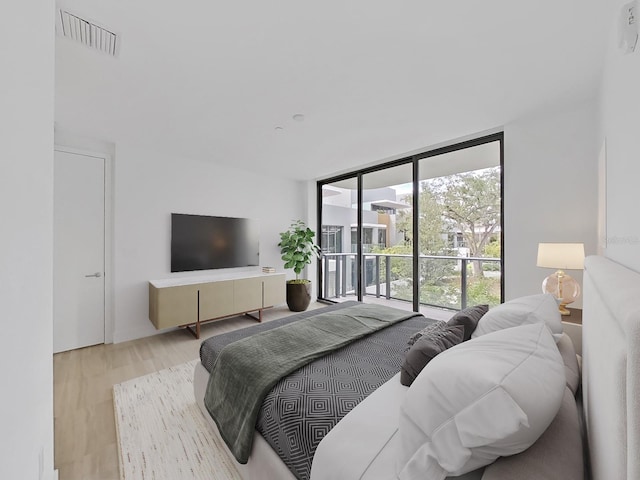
left=194, top=301, right=433, bottom=480
left=194, top=255, right=640, bottom=479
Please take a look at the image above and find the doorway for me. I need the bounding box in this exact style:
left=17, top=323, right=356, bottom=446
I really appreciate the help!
left=53, top=148, right=109, bottom=353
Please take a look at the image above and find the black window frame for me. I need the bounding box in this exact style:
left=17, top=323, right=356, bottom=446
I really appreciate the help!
left=316, top=132, right=504, bottom=310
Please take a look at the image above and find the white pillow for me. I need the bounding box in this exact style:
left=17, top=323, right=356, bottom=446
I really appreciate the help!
left=397, top=323, right=566, bottom=480
left=471, top=294, right=563, bottom=342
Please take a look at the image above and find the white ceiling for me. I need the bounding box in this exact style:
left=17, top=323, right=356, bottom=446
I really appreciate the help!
left=54, top=0, right=613, bottom=181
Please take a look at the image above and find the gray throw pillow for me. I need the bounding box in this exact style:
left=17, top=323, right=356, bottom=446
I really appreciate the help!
left=400, top=324, right=464, bottom=386
left=408, top=321, right=450, bottom=347
left=447, top=304, right=489, bottom=341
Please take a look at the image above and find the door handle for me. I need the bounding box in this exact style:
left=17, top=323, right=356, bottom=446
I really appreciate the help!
left=85, top=272, right=102, bottom=278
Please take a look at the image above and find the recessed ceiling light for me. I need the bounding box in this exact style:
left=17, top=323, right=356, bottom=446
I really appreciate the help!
left=292, top=114, right=305, bottom=122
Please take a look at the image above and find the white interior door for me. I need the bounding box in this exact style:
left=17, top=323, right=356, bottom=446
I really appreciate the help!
left=54, top=150, right=105, bottom=353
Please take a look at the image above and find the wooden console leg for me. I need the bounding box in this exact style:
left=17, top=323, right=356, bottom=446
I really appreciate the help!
left=245, top=310, right=262, bottom=322
left=185, top=324, right=200, bottom=339
left=184, top=318, right=201, bottom=339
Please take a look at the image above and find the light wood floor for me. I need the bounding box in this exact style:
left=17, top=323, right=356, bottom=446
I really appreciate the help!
left=53, top=301, right=451, bottom=479
left=53, top=303, right=326, bottom=480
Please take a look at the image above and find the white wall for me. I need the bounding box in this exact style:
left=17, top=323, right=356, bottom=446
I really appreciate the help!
left=0, top=2, right=55, bottom=479
left=113, top=143, right=306, bottom=342
left=600, top=2, right=640, bottom=272
left=504, top=100, right=599, bottom=305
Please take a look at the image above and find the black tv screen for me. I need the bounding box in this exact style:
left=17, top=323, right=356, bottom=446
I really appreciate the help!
left=171, top=214, right=259, bottom=272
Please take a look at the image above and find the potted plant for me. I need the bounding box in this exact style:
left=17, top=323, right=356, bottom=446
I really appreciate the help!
left=278, top=220, right=321, bottom=311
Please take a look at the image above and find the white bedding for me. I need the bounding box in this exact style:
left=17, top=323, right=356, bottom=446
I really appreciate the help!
left=311, top=372, right=484, bottom=480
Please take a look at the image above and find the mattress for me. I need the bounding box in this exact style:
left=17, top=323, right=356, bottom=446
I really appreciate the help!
left=199, top=301, right=435, bottom=479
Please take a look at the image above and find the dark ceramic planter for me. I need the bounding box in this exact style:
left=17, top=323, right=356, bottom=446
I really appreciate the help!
left=286, top=282, right=312, bottom=312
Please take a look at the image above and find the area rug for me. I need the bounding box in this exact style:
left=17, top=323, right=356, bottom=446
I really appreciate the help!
left=113, top=360, right=242, bottom=480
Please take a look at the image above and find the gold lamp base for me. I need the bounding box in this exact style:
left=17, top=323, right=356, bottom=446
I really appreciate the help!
left=542, top=269, right=581, bottom=316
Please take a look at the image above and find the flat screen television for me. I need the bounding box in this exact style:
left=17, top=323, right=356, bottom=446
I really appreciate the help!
left=171, top=213, right=259, bottom=272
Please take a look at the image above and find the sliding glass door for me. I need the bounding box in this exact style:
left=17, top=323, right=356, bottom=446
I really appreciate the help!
left=319, top=177, right=358, bottom=301
left=360, top=164, right=414, bottom=311
left=417, top=140, right=502, bottom=312
left=318, top=133, right=503, bottom=313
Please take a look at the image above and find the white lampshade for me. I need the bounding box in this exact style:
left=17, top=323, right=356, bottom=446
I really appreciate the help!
left=536, top=243, right=585, bottom=270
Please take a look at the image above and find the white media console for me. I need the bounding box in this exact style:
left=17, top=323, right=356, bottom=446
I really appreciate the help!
left=148, top=271, right=285, bottom=339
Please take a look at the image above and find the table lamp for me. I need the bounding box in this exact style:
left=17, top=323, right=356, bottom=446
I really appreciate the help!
left=536, top=243, right=585, bottom=315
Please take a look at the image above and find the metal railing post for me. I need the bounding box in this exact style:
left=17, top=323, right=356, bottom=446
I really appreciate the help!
left=375, top=255, right=381, bottom=297
left=334, top=255, right=340, bottom=299
left=385, top=255, right=391, bottom=300
left=363, top=255, right=369, bottom=297
left=460, top=258, right=468, bottom=309
left=323, top=255, right=330, bottom=299
left=340, top=255, right=347, bottom=297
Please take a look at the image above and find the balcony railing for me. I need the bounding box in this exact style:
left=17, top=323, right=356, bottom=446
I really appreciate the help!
left=350, top=243, right=385, bottom=254
left=321, top=253, right=501, bottom=311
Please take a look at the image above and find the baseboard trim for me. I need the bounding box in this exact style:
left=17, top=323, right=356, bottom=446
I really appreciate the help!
left=113, top=324, right=162, bottom=344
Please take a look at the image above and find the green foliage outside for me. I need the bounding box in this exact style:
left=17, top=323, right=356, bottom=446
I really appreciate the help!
left=381, top=261, right=500, bottom=309
left=483, top=238, right=501, bottom=258
left=466, top=276, right=501, bottom=306
left=395, top=184, right=447, bottom=255
left=371, top=244, right=412, bottom=281
left=432, top=168, right=501, bottom=260
left=369, top=166, right=502, bottom=309
left=482, top=239, right=501, bottom=271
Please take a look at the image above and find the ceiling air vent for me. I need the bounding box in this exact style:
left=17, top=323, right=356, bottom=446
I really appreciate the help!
left=57, top=10, right=118, bottom=57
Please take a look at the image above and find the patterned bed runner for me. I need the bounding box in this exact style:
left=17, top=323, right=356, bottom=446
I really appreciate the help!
left=256, top=313, right=431, bottom=479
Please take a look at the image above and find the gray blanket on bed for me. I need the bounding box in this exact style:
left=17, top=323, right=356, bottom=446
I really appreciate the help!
left=203, top=303, right=422, bottom=464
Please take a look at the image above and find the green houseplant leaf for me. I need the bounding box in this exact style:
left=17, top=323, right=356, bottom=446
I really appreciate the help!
left=278, top=220, right=321, bottom=281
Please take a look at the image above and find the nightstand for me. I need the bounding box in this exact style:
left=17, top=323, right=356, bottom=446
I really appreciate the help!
left=563, top=307, right=582, bottom=324
left=562, top=308, right=582, bottom=356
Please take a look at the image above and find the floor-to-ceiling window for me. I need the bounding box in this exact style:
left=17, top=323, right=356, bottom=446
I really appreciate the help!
left=319, top=179, right=358, bottom=300
left=361, top=164, right=414, bottom=311
left=318, top=133, right=503, bottom=313
left=416, top=139, right=502, bottom=311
